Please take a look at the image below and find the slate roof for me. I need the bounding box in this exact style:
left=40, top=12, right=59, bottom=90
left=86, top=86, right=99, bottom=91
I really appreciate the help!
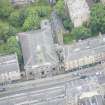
left=63, top=35, right=105, bottom=61
left=0, top=53, right=20, bottom=74
left=18, top=20, right=58, bottom=68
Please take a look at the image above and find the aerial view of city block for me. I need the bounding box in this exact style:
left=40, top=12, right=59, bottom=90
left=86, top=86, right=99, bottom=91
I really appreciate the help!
left=0, top=0, right=105, bottom=105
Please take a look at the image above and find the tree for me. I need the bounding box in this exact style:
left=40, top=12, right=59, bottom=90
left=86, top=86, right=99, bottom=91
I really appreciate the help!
left=36, top=6, right=52, bottom=17
left=9, top=8, right=27, bottom=27
left=0, top=44, right=8, bottom=54
left=0, top=21, right=17, bottom=42
left=22, top=14, right=40, bottom=31
left=63, top=17, right=73, bottom=31
left=71, top=26, right=91, bottom=41
left=0, top=36, right=22, bottom=61
left=90, top=3, right=105, bottom=34
left=26, top=6, right=52, bottom=18
left=22, top=5, right=52, bottom=31
left=0, top=0, right=13, bottom=18
left=55, top=0, right=65, bottom=18
left=63, top=33, right=74, bottom=44
left=7, top=36, right=22, bottom=61
left=9, top=10, right=22, bottom=27
left=35, top=0, right=49, bottom=5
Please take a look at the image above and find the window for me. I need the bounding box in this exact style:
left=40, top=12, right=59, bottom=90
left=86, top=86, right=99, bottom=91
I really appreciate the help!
left=53, top=68, right=55, bottom=71
left=41, top=71, right=44, bottom=75
left=30, top=72, right=33, bottom=75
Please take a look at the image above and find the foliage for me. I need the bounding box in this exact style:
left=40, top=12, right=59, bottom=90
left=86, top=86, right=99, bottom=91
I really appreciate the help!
left=90, top=3, right=105, bottom=34
left=0, top=44, right=8, bottom=54
left=22, top=5, right=52, bottom=31
left=0, top=0, right=13, bottom=18
left=0, top=36, right=22, bottom=61
left=0, top=21, right=16, bottom=42
left=0, top=0, right=53, bottom=59
left=36, top=0, right=49, bottom=5
left=36, top=6, right=52, bottom=17
left=9, top=9, right=26, bottom=27
left=71, top=26, right=92, bottom=41
left=23, top=14, right=40, bottom=31
left=63, top=33, right=74, bottom=44
left=26, top=6, right=52, bottom=18
left=55, top=0, right=65, bottom=17
left=7, top=36, right=21, bottom=60
left=63, top=17, right=73, bottom=31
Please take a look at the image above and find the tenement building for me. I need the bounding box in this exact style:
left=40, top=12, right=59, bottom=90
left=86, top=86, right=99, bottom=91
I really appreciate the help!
left=62, top=35, right=105, bottom=72
left=64, top=0, right=93, bottom=27
left=18, top=20, right=59, bottom=80
left=0, top=53, right=20, bottom=83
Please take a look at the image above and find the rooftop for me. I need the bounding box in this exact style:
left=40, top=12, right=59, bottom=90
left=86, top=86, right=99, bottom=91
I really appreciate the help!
left=0, top=53, right=20, bottom=74
left=63, top=35, right=105, bottom=61
left=18, top=20, right=58, bottom=68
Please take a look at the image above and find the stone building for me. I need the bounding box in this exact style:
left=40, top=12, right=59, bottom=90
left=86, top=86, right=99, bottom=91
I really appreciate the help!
left=0, top=53, right=20, bottom=83
left=0, top=67, right=105, bottom=105
left=18, top=20, right=59, bottom=80
left=64, top=0, right=91, bottom=27
left=62, top=35, right=105, bottom=71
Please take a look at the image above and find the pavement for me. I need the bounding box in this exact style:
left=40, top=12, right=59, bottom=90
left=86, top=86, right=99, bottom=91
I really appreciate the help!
left=0, top=63, right=105, bottom=105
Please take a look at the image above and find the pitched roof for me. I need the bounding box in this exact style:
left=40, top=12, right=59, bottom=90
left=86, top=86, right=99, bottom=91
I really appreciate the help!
left=18, top=20, right=58, bottom=68
left=63, top=35, right=105, bottom=61
left=0, top=53, right=20, bottom=73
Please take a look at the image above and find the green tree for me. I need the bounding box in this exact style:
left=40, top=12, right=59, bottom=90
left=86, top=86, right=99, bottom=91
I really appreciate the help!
left=26, top=6, right=51, bottom=18
left=0, top=21, right=17, bottom=42
left=71, top=26, right=91, bottom=41
left=0, top=0, right=13, bottom=18
left=90, top=3, right=105, bottom=34
left=9, top=8, right=27, bottom=27
left=0, top=36, right=22, bottom=61
left=36, top=6, right=52, bottom=17
left=36, top=0, right=49, bottom=5
left=0, top=44, right=8, bottom=54
left=63, top=33, right=74, bottom=44
left=63, top=17, right=73, bottom=31
left=23, top=14, right=40, bottom=31
left=55, top=0, right=65, bottom=17
left=7, top=36, right=22, bottom=61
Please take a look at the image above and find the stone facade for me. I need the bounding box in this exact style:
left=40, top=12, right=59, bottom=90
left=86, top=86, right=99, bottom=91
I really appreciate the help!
left=0, top=53, right=20, bottom=83
left=62, top=35, right=105, bottom=71
left=64, top=0, right=90, bottom=27
left=18, top=20, right=59, bottom=80
left=0, top=68, right=105, bottom=105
